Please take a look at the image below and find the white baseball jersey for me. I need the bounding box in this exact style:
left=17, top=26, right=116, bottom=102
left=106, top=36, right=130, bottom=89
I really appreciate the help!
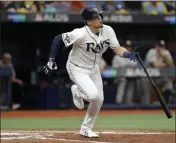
left=62, top=24, right=120, bottom=68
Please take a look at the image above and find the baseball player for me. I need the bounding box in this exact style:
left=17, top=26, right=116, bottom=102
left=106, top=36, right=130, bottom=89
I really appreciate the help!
left=43, top=7, right=136, bottom=138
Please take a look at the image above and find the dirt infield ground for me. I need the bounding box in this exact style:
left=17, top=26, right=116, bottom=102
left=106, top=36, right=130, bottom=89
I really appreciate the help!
left=1, top=110, right=175, bottom=143
left=1, top=129, right=175, bottom=143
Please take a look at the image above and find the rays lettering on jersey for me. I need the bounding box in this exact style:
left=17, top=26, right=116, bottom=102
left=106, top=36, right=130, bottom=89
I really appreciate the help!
left=86, top=39, right=110, bottom=53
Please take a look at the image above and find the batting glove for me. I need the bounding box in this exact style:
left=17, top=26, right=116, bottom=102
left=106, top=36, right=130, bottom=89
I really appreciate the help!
left=123, top=51, right=136, bottom=62
left=43, top=58, right=58, bottom=74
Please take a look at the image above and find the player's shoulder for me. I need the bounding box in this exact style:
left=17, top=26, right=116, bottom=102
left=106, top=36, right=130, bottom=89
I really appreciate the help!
left=72, top=27, right=85, bottom=34
left=102, top=24, right=115, bottom=36
left=102, top=24, right=114, bottom=31
left=72, top=27, right=85, bottom=32
left=71, top=27, right=85, bottom=37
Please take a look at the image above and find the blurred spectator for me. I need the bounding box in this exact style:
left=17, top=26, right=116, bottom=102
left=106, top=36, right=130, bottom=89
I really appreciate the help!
left=145, top=40, right=174, bottom=68
left=2, top=1, right=41, bottom=13
left=71, top=1, right=85, bottom=13
left=158, top=1, right=176, bottom=14
left=4, top=1, right=23, bottom=13
left=102, top=1, right=128, bottom=14
left=142, top=1, right=168, bottom=15
left=21, top=1, right=37, bottom=13
left=0, top=53, right=23, bottom=110
left=141, top=40, right=175, bottom=104
left=24, top=1, right=48, bottom=13
left=115, top=1, right=129, bottom=14
left=0, top=1, right=11, bottom=10
left=34, top=1, right=46, bottom=13
left=43, top=1, right=72, bottom=13
left=164, top=1, right=176, bottom=14
left=102, top=1, right=117, bottom=13
left=112, top=40, right=137, bottom=104
left=0, top=1, right=131, bottom=14
left=84, top=1, right=103, bottom=11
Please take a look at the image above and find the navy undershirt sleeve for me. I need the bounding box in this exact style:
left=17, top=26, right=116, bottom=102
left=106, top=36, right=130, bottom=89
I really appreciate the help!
left=49, top=34, right=64, bottom=60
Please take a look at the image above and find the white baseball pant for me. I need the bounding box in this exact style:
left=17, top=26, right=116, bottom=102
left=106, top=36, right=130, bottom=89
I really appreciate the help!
left=66, top=61, right=104, bottom=130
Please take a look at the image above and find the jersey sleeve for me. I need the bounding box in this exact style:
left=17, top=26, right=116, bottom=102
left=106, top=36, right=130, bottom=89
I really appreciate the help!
left=62, top=28, right=82, bottom=47
left=108, top=26, right=120, bottom=49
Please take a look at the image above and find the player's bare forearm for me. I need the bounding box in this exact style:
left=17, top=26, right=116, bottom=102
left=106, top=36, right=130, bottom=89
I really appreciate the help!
left=113, top=46, right=128, bottom=57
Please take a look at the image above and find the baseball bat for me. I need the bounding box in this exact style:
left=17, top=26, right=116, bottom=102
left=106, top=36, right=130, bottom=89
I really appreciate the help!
left=135, top=52, right=173, bottom=119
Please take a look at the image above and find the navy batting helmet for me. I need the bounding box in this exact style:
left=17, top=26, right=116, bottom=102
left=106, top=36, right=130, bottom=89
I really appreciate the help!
left=82, top=7, right=103, bottom=21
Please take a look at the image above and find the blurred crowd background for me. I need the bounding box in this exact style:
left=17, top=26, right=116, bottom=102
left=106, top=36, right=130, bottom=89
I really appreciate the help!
left=0, top=1, right=175, bottom=111
left=0, top=1, right=175, bottom=14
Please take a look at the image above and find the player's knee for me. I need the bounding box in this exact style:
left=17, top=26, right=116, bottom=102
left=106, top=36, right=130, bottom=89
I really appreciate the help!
left=88, top=91, right=99, bottom=101
left=96, top=96, right=104, bottom=106
left=99, top=96, right=104, bottom=104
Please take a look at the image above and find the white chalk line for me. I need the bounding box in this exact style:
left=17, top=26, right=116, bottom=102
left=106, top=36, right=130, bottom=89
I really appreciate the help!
left=2, top=133, right=21, bottom=135
left=1, top=130, right=174, bottom=135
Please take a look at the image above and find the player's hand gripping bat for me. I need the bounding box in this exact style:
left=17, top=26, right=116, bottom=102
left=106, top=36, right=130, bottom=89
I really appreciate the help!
left=134, top=48, right=173, bottom=119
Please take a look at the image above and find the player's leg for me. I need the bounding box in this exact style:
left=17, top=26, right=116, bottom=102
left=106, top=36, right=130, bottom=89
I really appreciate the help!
left=69, top=71, right=99, bottom=110
left=80, top=65, right=104, bottom=133
left=67, top=61, right=100, bottom=103
left=66, top=62, right=101, bottom=137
